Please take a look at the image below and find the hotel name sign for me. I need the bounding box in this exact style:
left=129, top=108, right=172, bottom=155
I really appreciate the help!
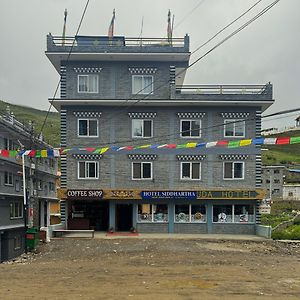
left=60, top=189, right=264, bottom=200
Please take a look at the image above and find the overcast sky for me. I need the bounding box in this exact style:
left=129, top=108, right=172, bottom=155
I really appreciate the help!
left=0, top=0, right=299, bottom=130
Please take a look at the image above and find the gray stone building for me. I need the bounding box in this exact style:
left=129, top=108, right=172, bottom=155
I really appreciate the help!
left=261, top=165, right=286, bottom=200
left=46, top=34, right=274, bottom=234
left=0, top=108, right=58, bottom=262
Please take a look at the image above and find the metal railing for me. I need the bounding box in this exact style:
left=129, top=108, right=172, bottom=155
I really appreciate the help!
left=49, top=35, right=186, bottom=48
left=0, top=113, right=32, bottom=135
left=176, top=84, right=271, bottom=95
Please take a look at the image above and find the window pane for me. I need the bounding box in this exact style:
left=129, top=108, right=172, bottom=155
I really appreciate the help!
left=191, top=120, right=200, bottom=137
left=153, top=204, right=168, bottom=222
left=88, top=120, right=98, bottom=136
left=132, top=119, right=143, bottom=137
left=143, top=120, right=152, bottom=137
left=132, top=76, right=143, bottom=94
left=89, top=75, right=98, bottom=92
left=182, top=163, right=190, bottom=178
left=79, top=162, right=85, bottom=178
left=143, top=76, right=153, bottom=94
left=181, top=121, right=190, bottom=137
left=234, top=205, right=254, bottom=223
left=138, top=204, right=152, bottom=222
left=143, top=163, right=151, bottom=179
left=78, top=76, right=88, bottom=92
left=133, top=163, right=141, bottom=179
left=175, top=205, right=189, bottom=222
left=79, top=120, right=88, bottom=136
left=235, top=121, right=245, bottom=136
left=213, top=205, right=232, bottom=223
left=192, top=163, right=200, bottom=179
left=225, top=121, right=234, bottom=136
left=88, top=162, right=97, bottom=178
left=191, top=205, right=206, bottom=222
left=224, top=162, right=232, bottom=179
left=234, top=163, right=243, bottom=179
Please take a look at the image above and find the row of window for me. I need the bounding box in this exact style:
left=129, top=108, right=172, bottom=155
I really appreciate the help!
left=78, top=118, right=246, bottom=138
left=78, top=74, right=153, bottom=95
left=10, top=202, right=23, bottom=219
left=78, top=161, right=245, bottom=180
left=137, top=204, right=255, bottom=224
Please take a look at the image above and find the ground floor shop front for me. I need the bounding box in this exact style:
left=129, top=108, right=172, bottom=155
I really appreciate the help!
left=61, top=189, right=264, bottom=234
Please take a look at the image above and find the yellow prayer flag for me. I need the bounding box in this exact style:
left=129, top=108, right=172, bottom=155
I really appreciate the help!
left=239, top=139, right=252, bottom=147
left=100, top=147, right=109, bottom=154
left=41, top=150, right=48, bottom=157
left=187, top=143, right=197, bottom=148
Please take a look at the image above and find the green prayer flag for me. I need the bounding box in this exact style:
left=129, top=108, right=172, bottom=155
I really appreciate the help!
left=228, top=141, right=240, bottom=148
left=290, top=136, right=300, bottom=144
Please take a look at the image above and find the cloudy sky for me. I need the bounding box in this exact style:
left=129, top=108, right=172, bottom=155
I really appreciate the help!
left=0, top=0, right=299, bottom=129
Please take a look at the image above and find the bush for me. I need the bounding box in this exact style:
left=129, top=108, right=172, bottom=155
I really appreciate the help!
left=272, top=225, right=300, bottom=240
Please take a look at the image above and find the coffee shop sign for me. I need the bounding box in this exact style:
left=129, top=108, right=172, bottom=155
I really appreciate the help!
left=67, top=190, right=103, bottom=199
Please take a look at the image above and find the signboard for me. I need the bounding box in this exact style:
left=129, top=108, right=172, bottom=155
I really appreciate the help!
left=66, top=189, right=103, bottom=200
left=197, top=190, right=263, bottom=200
left=141, top=191, right=197, bottom=200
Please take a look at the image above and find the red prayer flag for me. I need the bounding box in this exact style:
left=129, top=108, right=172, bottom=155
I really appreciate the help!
left=217, top=141, right=229, bottom=146
left=276, top=137, right=290, bottom=145
left=1, top=150, right=9, bottom=157
left=29, top=150, right=36, bottom=157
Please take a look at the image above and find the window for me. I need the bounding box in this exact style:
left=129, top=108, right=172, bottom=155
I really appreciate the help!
left=132, top=119, right=152, bottom=138
left=49, top=182, right=55, bottom=192
left=274, top=179, right=280, bottom=184
left=4, top=138, right=15, bottom=150
left=137, top=204, right=168, bottom=222
left=213, top=204, right=255, bottom=223
left=78, top=161, right=99, bottom=179
left=274, top=170, right=280, bottom=174
left=37, top=180, right=43, bottom=190
left=175, top=204, right=206, bottom=223
left=14, top=236, right=22, bottom=250
left=181, top=162, right=201, bottom=180
left=4, top=171, right=13, bottom=186
left=288, top=192, right=293, bottom=197
left=180, top=120, right=201, bottom=138
left=78, top=74, right=98, bottom=93
left=78, top=119, right=98, bottom=137
left=132, top=162, right=152, bottom=180
left=223, top=162, right=244, bottom=180
left=224, top=119, right=245, bottom=137
left=132, top=75, right=153, bottom=94
left=15, top=180, right=20, bottom=192
left=10, top=202, right=23, bottom=219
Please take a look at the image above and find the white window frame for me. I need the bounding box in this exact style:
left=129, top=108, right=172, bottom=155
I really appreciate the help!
left=137, top=204, right=168, bottom=223
left=224, top=119, right=245, bottom=138
left=77, top=74, right=99, bottom=93
left=4, top=171, right=13, bottom=186
left=10, top=202, right=23, bottom=219
left=132, top=162, right=153, bottom=180
left=212, top=204, right=255, bottom=224
left=37, top=180, right=43, bottom=190
left=77, top=119, right=99, bottom=137
left=4, top=138, right=15, bottom=150
left=78, top=161, right=99, bottom=180
left=223, top=161, right=245, bottom=180
left=174, top=204, right=207, bottom=223
left=132, top=75, right=154, bottom=95
left=180, top=119, right=201, bottom=138
left=14, top=236, right=22, bottom=250
left=132, top=119, right=153, bottom=138
left=180, top=162, right=201, bottom=180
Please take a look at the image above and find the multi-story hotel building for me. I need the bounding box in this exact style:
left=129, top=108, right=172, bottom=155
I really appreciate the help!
left=46, top=34, right=273, bottom=234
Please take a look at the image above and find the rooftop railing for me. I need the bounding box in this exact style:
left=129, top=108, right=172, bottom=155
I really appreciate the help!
left=176, top=84, right=272, bottom=95
left=48, top=35, right=188, bottom=49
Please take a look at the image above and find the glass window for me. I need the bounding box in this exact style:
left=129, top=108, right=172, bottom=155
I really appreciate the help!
left=191, top=205, right=206, bottom=223
left=181, top=120, right=201, bottom=137
left=234, top=205, right=255, bottom=223
left=213, top=205, right=232, bottom=223
left=132, top=75, right=153, bottom=94
left=15, top=180, right=20, bottom=192
left=4, top=172, right=13, bottom=186
left=223, top=162, right=244, bottom=179
left=181, top=162, right=201, bottom=180
left=78, top=119, right=98, bottom=137
left=10, top=202, right=23, bottom=219
left=175, top=204, right=206, bottom=223
left=78, top=161, right=99, bottom=179
left=132, top=119, right=152, bottom=138
left=175, top=205, right=190, bottom=222
left=132, top=162, right=152, bottom=180
left=224, top=119, right=245, bottom=137
left=14, top=236, right=22, bottom=250
left=4, top=138, right=15, bottom=150
left=137, top=204, right=168, bottom=222
left=78, top=75, right=98, bottom=93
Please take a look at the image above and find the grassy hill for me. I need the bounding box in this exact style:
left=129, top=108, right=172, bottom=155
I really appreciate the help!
left=0, top=100, right=60, bottom=147
left=262, top=130, right=300, bottom=165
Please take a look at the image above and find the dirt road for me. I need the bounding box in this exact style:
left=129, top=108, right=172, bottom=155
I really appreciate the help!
left=1, top=238, right=300, bottom=300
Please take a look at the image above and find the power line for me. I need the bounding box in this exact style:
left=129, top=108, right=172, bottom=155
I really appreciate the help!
left=39, top=0, right=91, bottom=138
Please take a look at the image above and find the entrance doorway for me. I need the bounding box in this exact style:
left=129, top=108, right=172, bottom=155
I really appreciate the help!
left=116, top=204, right=133, bottom=231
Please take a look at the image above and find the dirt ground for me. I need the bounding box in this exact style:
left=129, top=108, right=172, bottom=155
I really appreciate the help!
left=1, top=238, right=300, bottom=300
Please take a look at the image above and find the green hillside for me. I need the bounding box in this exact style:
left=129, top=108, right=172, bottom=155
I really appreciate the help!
left=0, top=100, right=60, bottom=147
left=262, top=130, right=300, bottom=165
